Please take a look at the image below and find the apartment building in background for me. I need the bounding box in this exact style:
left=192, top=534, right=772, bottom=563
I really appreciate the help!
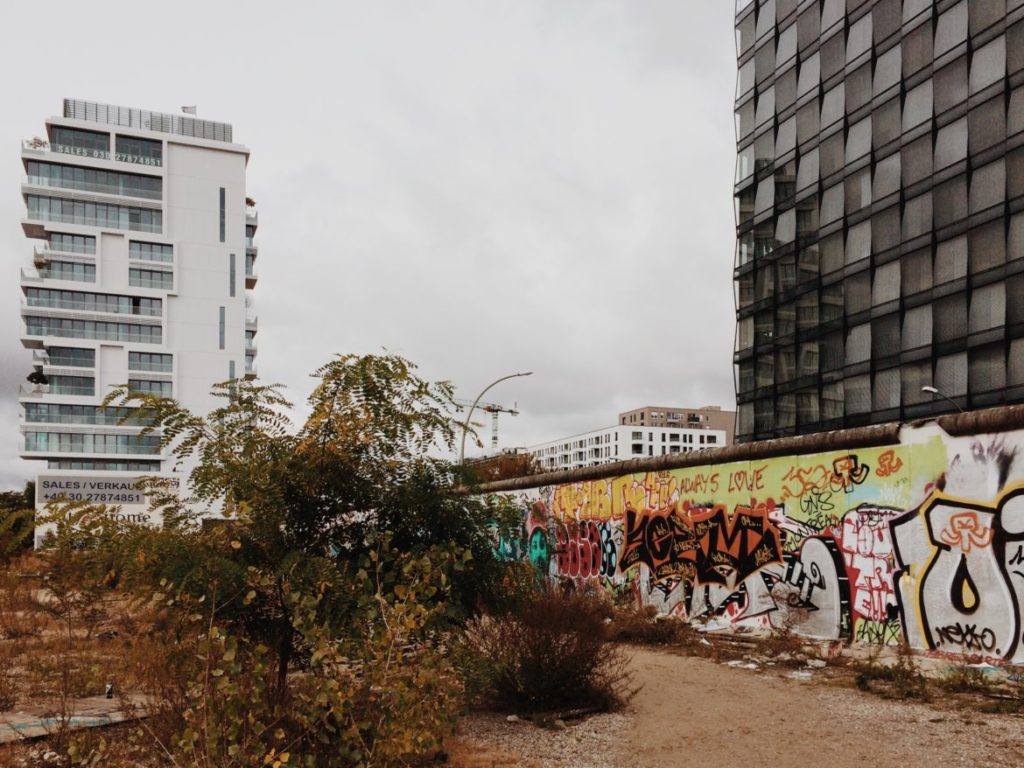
left=528, top=411, right=729, bottom=473
left=18, top=99, right=260, bottom=534
left=734, top=0, right=1024, bottom=442
left=618, top=405, right=736, bottom=445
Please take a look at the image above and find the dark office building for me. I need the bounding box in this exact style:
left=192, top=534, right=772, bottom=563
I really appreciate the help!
left=733, top=0, right=1024, bottom=442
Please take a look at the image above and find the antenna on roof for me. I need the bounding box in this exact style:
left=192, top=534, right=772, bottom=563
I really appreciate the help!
left=181, top=106, right=197, bottom=115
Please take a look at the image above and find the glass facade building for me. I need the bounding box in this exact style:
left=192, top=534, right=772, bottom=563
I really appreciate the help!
left=734, top=0, right=1024, bottom=442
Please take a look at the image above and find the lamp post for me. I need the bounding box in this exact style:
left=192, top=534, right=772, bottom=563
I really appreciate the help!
left=459, top=371, right=533, bottom=464
left=921, top=385, right=965, bottom=414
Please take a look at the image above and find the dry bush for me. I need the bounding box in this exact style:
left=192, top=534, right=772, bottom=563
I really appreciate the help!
left=938, top=664, right=993, bottom=694
left=607, top=604, right=689, bottom=646
left=464, top=587, right=637, bottom=713
left=853, top=642, right=928, bottom=700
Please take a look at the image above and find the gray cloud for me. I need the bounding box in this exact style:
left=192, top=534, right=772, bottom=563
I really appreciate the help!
left=0, top=0, right=737, bottom=483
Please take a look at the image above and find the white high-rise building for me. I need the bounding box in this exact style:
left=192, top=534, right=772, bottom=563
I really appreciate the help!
left=18, top=99, right=259, bottom=536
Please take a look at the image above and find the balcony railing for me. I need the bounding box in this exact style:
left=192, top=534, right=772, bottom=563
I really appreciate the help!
left=25, top=175, right=162, bottom=201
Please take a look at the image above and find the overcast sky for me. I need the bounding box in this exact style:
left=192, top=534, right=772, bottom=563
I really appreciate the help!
left=0, top=1, right=738, bottom=485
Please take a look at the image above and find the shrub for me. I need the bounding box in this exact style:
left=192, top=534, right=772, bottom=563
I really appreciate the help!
left=606, top=604, right=688, bottom=646
left=464, top=588, right=636, bottom=713
left=853, top=643, right=928, bottom=700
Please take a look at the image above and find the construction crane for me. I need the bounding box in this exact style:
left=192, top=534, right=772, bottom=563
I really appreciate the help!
left=453, top=399, right=519, bottom=451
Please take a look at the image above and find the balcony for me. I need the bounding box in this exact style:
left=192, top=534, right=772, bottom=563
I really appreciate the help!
left=245, top=266, right=258, bottom=289
left=245, top=313, right=258, bottom=332
left=25, top=174, right=162, bottom=201
left=20, top=267, right=42, bottom=284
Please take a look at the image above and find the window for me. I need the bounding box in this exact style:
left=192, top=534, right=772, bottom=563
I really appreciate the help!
left=935, top=118, right=968, bottom=170
left=935, top=56, right=969, bottom=113
left=40, top=261, right=95, bottom=283
left=821, top=183, right=844, bottom=224
left=971, top=36, right=1007, bottom=94
left=902, top=193, right=932, bottom=241
left=821, top=85, right=845, bottom=130
left=846, top=117, right=871, bottom=162
left=48, top=233, right=95, bottom=254
left=847, top=14, right=872, bottom=64
left=129, top=352, right=172, bottom=372
left=25, top=431, right=161, bottom=455
left=969, top=344, right=1006, bottom=393
left=845, top=374, right=871, bottom=414
left=902, top=248, right=933, bottom=296
left=47, top=347, right=95, bottom=367
left=128, top=379, right=172, bottom=397
left=936, top=353, right=968, bottom=397
left=26, top=161, right=161, bottom=199
left=873, top=262, right=901, bottom=306
left=970, top=160, right=1006, bottom=215
left=969, top=96, right=1007, bottom=154
left=738, top=59, right=755, bottom=98
left=114, top=136, right=162, bottom=166
left=845, top=168, right=872, bottom=213
left=25, top=288, right=161, bottom=316
left=846, top=221, right=871, bottom=265
left=25, top=316, right=162, bottom=344
left=935, top=2, right=968, bottom=56
left=903, top=305, right=932, bottom=350
left=969, top=283, right=1006, bottom=333
left=903, top=19, right=934, bottom=77
left=902, top=136, right=933, bottom=187
left=219, top=306, right=226, bottom=350
left=129, top=241, right=173, bottom=263
left=24, top=403, right=144, bottom=426
left=846, top=323, right=871, bottom=364
left=901, top=361, right=932, bottom=406
left=873, top=369, right=901, bottom=411
left=219, top=187, right=226, bottom=242
left=129, top=268, right=173, bottom=290
left=873, top=153, right=901, bottom=200
left=874, top=45, right=902, bottom=97
left=903, top=80, right=933, bottom=132
left=934, top=293, right=968, bottom=342
left=229, top=253, right=236, bottom=297
left=935, top=236, right=968, bottom=284
left=796, top=148, right=819, bottom=191
left=873, top=98, right=901, bottom=151
left=777, top=23, right=797, bottom=68
left=970, top=221, right=1006, bottom=274
left=48, top=375, right=95, bottom=395
left=50, top=127, right=109, bottom=159
left=797, top=52, right=820, bottom=98
left=26, top=195, right=161, bottom=233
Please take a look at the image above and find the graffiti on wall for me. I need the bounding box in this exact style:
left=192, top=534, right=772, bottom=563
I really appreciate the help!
left=491, top=428, right=1024, bottom=659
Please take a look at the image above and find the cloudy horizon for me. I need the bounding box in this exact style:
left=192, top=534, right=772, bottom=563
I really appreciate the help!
left=0, top=1, right=738, bottom=486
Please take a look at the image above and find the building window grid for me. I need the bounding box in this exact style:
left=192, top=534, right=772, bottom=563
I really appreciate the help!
left=26, top=288, right=161, bottom=317
left=733, top=2, right=1021, bottom=440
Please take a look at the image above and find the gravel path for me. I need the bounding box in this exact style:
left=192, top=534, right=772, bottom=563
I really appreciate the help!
left=452, top=646, right=1024, bottom=768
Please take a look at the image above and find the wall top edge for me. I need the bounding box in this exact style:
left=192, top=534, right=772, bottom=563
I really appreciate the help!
left=470, top=404, right=1024, bottom=493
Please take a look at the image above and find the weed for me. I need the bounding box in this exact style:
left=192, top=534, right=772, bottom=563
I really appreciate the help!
left=938, top=664, right=993, bottom=694
left=852, top=643, right=928, bottom=700
left=463, top=587, right=637, bottom=713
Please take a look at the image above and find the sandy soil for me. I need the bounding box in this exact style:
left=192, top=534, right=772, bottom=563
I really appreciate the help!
left=451, top=646, right=1024, bottom=768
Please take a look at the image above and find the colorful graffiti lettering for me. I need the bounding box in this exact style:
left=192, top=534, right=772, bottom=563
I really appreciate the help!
left=489, top=433, right=1024, bottom=660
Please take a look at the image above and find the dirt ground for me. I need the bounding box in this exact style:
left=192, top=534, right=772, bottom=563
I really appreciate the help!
left=451, top=646, right=1024, bottom=768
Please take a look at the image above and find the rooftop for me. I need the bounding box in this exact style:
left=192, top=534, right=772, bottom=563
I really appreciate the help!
left=62, top=99, right=233, bottom=144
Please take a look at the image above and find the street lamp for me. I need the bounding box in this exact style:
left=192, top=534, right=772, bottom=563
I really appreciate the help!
left=459, top=371, right=533, bottom=463
left=921, top=385, right=965, bottom=414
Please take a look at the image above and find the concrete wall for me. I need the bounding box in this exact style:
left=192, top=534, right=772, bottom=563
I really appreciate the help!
left=479, top=406, right=1024, bottom=662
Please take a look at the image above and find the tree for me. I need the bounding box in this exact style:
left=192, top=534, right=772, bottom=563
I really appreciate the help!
left=0, top=481, right=35, bottom=561
left=98, top=353, right=519, bottom=699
